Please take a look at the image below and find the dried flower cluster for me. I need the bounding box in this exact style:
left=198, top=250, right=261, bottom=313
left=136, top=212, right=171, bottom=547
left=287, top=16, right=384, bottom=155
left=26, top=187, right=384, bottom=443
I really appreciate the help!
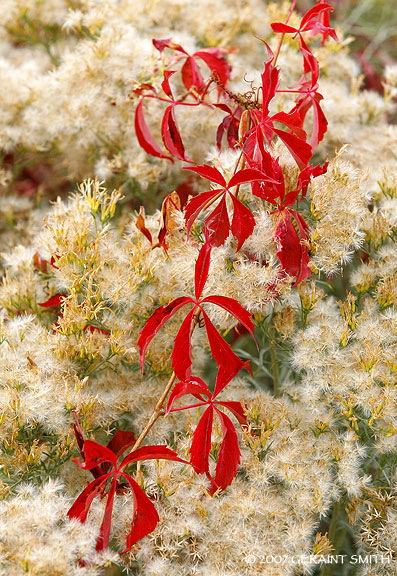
left=0, top=0, right=396, bottom=575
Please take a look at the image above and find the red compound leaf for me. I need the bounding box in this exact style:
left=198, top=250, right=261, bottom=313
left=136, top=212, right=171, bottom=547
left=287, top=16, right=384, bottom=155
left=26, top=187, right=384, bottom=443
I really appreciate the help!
left=68, top=426, right=186, bottom=553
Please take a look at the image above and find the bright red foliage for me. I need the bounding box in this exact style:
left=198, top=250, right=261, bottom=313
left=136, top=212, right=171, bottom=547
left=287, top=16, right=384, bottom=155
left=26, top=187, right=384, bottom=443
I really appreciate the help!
left=166, top=374, right=249, bottom=492
left=68, top=417, right=187, bottom=552
left=138, top=238, right=255, bottom=381
left=68, top=0, right=340, bottom=553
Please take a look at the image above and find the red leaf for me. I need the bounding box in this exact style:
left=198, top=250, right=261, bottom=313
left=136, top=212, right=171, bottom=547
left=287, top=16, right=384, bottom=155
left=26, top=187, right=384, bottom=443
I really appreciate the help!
left=190, top=405, right=214, bottom=474
left=270, top=22, right=297, bottom=34
left=122, top=473, right=160, bottom=552
left=96, top=476, right=117, bottom=551
left=152, top=38, right=187, bottom=55
left=260, top=57, right=280, bottom=117
left=310, top=94, right=327, bottom=149
left=166, top=377, right=211, bottom=413
left=290, top=210, right=312, bottom=286
left=161, top=105, right=191, bottom=162
left=33, top=252, right=48, bottom=273
left=76, top=440, right=117, bottom=471
left=194, top=49, right=231, bottom=87
left=67, top=475, right=109, bottom=523
left=300, top=2, right=334, bottom=30
left=121, top=445, right=186, bottom=468
left=171, top=308, right=196, bottom=381
left=38, top=294, right=64, bottom=307
left=138, top=296, right=193, bottom=373
left=181, top=56, right=205, bottom=92
left=228, top=168, right=271, bottom=189
left=184, top=189, right=223, bottom=237
left=273, top=128, right=312, bottom=170
left=203, top=194, right=230, bottom=247
left=157, top=191, right=182, bottom=252
left=272, top=110, right=306, bottom=140
left=161, top=70, right=176, bottom=98
left=106, top=431, right=136, bottom=458
left=195, top=237, right=212, bottom=300
left=210, top=408, right=240, bottom=492
left=201, top=310, right=250, bottom=393
left=215, top=401, right=248, bottom=429
left=201, top=295, right=254, bottom=337
left=135, top=99, right=172, bottom=161
left=184, top=164, right=226, bottom=187
left=229, top=194, right=256, bottom=250
left=274, top=211, right=311, bottom=285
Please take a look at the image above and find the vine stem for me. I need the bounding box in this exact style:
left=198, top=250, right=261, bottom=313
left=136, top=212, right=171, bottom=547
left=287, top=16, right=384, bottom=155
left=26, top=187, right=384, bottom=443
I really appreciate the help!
left=129, top=306, right=202, bottom=452
left=272, top=0, right=296, bottom=67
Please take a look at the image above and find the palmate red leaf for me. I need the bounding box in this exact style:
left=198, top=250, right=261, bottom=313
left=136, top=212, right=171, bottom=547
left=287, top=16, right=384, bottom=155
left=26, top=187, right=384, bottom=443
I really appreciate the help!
left=210, top=407, right=241, bottom=493
left=122, top=473, right=160, bottom=552
left=203, top=194, right=230, bottom=247
left=229, top=194, right=256, bottom=251
left=195, top=237, right=212, bottom=300
left=138, top=296, right=193, bottom=373
left=190, top=405, right=214, bottom=474
left=69, top=433, right=187, bottom=553
left=171, top=308, right=196, bottom=381
left=161, top=105, right=191, bottom=162
left=135, top=99, right=172, bottom=161
left=166, top=377, right=211, bottom=413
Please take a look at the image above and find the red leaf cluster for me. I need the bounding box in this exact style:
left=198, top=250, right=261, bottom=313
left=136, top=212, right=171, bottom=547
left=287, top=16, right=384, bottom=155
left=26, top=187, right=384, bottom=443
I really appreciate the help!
left=68, top=414, right=187, bottom=553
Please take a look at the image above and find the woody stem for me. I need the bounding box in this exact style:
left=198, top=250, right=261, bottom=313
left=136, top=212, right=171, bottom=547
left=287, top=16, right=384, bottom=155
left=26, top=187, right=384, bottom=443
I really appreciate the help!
left=272, top=33, right=285, bottom=67
left=272, top=0, right=296, bottom=67
left=130, top=306, right=202, bottom=452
